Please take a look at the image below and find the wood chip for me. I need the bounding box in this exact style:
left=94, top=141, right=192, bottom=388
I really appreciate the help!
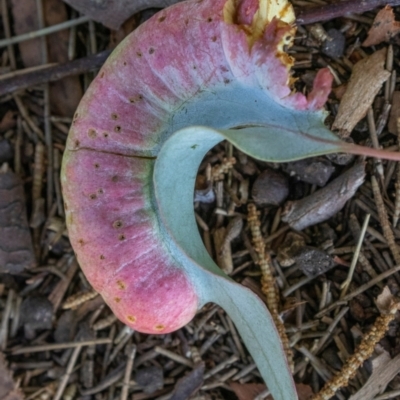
left=332, top=48, right=391, bottom=137
left=281, top=163, right=365, bottom=231
left=362, top=6, right=400, bottom=47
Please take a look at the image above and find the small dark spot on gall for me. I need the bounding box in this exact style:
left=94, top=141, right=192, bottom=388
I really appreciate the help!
left=155, top=324, right=165, bottom=331
left=118, top=234, right=126, bottom=241
left=123, top=61, right=127, bottom=66
left=103, top=132, right=109, bottom=138
left=88, top=129, right=96, bottom=138
left=113, top=220, right=123, bottom=229
left=207, top=17, right=212, bottom=22
left=98, top=188, right=104, bottom=194
left=114, top=126, right=121, bottom=133
left=211, top=36, right=217, bottom=42
left=100, top=72, right=105, bottom=78
left=138, top=94, right=143, bottom=100
left=111, top=113, right=118, bottom=120
left=224, top=79, right=230, bottom=84
left=112, top=176, right=118, bottom=182
left=159, top=16, right=166, bottom=22
left=100, top=254, right=105, bottom=260
left=127, top=315, right=136, bottom=322
left=64, top=203, right=68, bottom=210
left=149, top=48, right=155, bottom=54
left=114, top=297, right=121, bottom=303
left=136, top=51, right=142, bottom=57
left=117, top=280, right=126, bottom=290
left=73, top=112, right=79, bottom=121
left=94, top=163, right=100, bottom=169
left=78, top=239, right=85, bottom=245
left=89, top=193, right=97, bottom=200
left=74, top=140, right=80, bottom=147
left=193, top=65, right=197, bottom=70
left=185, top=19, right=189, bottom=25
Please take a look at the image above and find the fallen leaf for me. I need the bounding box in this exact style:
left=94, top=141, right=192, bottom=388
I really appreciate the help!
left=375, top=285, right=400, bottom=314
left=230, top=382, right=266, bottom=400
left=63, top=0, right=184, bottom=30
left=332, top=48, right=390, bottom=137
left=296, top=383, right=314, bottom=400
left=0, top=352, right=23, bottom=400
left=263, top=383, right=314, bottom=400
left=363, top=6, right=400, bottom=47
left=11, top=0, right=82, bottom=116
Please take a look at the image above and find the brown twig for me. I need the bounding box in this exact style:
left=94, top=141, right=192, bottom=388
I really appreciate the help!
left=0, top=50, right=111, bottom=97
left=296, top=0, right=400, bottom=25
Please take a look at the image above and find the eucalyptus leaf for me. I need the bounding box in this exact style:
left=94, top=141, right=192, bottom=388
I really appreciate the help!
left=154, top=123, right=345, bottom=400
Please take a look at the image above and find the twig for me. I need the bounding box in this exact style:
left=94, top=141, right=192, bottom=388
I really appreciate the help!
left=154, top=346, right=194, bottom=368
left=296, top=0, right=400, bottom=25
left=0, top=289, right=14, bottom=350
left=0, top=16, right=90, bottom=48
left=53, top=345, right=83, bottom=400
left=10, top=338, right=111, bottom=354
left=367, top=108, right=384, bottom=181
left=393, top=117, right=400, bottom=227
left=121, top=345, right=136, bottom=400
left=340, top=214, right=370, bottom=298
left=1, top=0, right=16, bottom=69
left=315, top=265, right=400, bottom=318
left=0, top=50, right=111, bottom=97
left=371, top=175, right=400, bottom=265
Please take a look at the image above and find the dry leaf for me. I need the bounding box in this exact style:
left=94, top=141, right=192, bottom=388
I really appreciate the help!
left=230, top=382, right=266, bottom=400
left=63, top=0, right=184, bottom=30
left=388, top=91, right=400, bottom=134
left=375, top=285, right=400, bottom=314
left=363, top=6, right=400, bottom=47
left=296, top=383, right=314, bottom=400
left=264, top=383, right=314, bottom=400
left=0, top=352, right=23, bottom=400
left=11, top=0, right=82, bottom=116
left=332, top=48, right=390, bottom=137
